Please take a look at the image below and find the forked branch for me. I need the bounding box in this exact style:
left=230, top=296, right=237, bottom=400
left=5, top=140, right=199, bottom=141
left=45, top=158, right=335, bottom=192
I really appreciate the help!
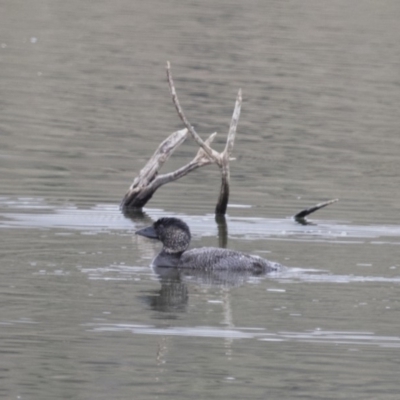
left=166, top=61, right=241, bottom=214
left=121, top=63, right=241, bottom=214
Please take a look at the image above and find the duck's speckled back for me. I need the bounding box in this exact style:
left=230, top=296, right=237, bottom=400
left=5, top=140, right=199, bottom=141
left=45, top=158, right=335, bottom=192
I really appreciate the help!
left=178, top=247, right=281, bottom=272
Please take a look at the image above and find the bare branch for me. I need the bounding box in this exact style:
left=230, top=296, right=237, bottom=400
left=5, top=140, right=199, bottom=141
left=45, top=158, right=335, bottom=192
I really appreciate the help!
left=214, top=89, right=242, bottom=214
left=294, top=199, right=339, bottom=223
left=121, top=131, right=216, bottom=210
left=150, top=131, right=217, bottom=189
left=166, top=61, right=221, bottom=165
left=129, top=128, right=188, bottom=189
left=215, top=165, right=230, bottom=215
left=223, top=88, right=242, bottom=160
left=122, top=63, right=242, bottom=215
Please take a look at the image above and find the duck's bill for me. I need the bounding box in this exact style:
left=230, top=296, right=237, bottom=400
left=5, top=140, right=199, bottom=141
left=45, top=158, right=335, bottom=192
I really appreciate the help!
left=135, top=225, right=158, bottom=239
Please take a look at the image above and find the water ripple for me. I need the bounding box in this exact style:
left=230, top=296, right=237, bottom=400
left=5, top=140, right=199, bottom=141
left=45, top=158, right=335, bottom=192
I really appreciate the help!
left=85, top=323, right=400, bottom=348
left=2, top=197, right=400, bottom=243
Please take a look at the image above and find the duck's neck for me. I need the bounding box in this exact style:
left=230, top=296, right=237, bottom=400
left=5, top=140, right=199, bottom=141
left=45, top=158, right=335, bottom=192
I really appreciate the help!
left=153, top=249, right=184, bottom=267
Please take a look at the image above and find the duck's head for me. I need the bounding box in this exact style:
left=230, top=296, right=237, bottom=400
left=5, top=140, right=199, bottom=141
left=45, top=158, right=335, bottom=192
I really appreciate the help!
left=135, top=217, right=191, bottom=254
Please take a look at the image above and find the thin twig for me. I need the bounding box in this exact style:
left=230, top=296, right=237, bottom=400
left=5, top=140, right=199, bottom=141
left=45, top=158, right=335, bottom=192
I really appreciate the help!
left=223, top=88, right=242, bottom=160
left=166, top=61, right=221, bottom=165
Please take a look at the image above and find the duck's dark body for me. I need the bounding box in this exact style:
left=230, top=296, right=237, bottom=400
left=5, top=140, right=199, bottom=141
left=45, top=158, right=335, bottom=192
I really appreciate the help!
left=136, top=217, right=281, bottom=273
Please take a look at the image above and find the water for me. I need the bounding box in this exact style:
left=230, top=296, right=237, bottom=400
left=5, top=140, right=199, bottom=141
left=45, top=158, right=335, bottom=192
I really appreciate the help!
left=1, top=0, right=400, bottom=399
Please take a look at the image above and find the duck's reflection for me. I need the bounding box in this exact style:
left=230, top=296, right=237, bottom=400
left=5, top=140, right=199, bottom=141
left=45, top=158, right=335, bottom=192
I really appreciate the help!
left=144, top=267, right=189, bottom=313
left=142, top=265, right=267, bottom=313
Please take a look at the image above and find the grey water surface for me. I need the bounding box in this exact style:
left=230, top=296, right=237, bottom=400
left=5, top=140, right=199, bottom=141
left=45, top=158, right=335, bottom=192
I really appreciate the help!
left=1, top=1, right=400, bottom=399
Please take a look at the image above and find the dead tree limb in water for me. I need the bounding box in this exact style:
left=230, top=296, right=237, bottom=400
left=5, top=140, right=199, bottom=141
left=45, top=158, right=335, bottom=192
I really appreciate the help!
left=121, top=128, right=217, bottom=210
left=294, top=198, right=339, bottom=224
left=121, top=62, right=241, bottom=215
left=166, top=61, right=241, bottom=215
left=121, top=63, right=338, bottom=220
